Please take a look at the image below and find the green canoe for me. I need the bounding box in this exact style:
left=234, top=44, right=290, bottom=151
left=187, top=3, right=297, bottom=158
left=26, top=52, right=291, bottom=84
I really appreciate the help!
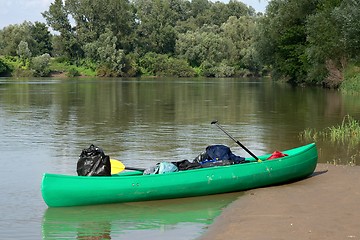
left=41, top=143, right=318, bottom=207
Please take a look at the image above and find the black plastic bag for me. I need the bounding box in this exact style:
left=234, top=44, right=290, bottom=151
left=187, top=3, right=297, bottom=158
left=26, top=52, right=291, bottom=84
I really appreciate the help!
left=172, top=159, right=202, bottom=171
left=77, top=144, right=111, bottom=176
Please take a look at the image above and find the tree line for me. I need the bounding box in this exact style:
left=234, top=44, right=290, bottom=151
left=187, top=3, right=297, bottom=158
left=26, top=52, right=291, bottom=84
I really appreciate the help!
left=0, top=0, right=360, bottom=90
left=257, top=0, right=360, bottom=89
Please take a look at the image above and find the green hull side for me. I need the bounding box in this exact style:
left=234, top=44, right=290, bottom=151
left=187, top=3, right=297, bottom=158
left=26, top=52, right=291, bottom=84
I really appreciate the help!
left=42, top=143, right=318, bottom=207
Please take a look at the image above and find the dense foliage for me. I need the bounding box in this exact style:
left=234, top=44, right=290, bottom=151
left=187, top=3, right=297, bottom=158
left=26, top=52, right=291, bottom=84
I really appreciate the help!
left=256, top=0, right=360, bottom=88
left=0, top=0, right=259, bottom=78
left=1, top=0, right=360, bottom=91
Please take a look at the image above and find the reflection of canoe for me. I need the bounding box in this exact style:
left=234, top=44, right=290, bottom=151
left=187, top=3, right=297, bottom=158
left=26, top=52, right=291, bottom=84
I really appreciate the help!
left=42, top=193, right=241, bottom=239
left=42, top=143, right=317, bottom=207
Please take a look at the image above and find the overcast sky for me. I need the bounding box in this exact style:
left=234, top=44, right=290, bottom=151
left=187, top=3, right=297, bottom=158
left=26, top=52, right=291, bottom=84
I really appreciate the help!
left=0, top=0, right=268, bottom=29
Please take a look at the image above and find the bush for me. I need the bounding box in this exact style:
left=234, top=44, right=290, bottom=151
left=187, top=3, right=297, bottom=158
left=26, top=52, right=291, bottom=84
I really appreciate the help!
left=213, top=62, right=235, bottom=77
left=199, top=61, right=216, bottom=77
left=138, top=52, right=164, bottom=75
left=31, top=53, right=51, bottom=77
left=138, top=52, right=195, bottom=77
left=160, top=58, right=196, bottom=77
left=340, top=75, right=360, bottom=94
left=66, top=67, right=80, bottom=77
left=121, top=54, right=141, bottom=77
left=1, top=56, right=22, bottom=71
left=0, top=56, right=32, bottom=77
left=341, top=63, right=360, bottom=94
left=96, top=65, right=116, bottom=77
left=199, top=61, right=236, bottom=77
left=0, top=58, right=11, bottom=76
left=12, top=68, right=33, bottom=77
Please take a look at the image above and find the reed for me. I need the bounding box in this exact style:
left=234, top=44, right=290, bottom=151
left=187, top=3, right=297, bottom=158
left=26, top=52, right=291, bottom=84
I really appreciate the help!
left=327, top=115, right=360, bottom=144
left=341, top=63, right=360, bottom=94
left=299, top=128, right=319, bottom=141
left=299, top=115, right=360, bottom=144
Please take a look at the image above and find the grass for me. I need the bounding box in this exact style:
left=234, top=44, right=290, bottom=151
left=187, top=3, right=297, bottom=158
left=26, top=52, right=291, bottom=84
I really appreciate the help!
left=341, top=64, right=360, bottom=94
left=328, top=115, right=360, bottom=143
left=341, top=75, right=360, bottom=95
left=299, top=115, right=360, bottom=145
left=299, top=128, right=319, bottom=141
left=49, top=58, right=96, bottom=77
left=300, top=115, right=360, bottom=166
left=1, top=56, right=97, bottom=77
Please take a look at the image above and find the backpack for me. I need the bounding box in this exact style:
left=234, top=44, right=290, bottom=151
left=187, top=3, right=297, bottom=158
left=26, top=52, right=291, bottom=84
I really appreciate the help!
left=76, top=144, right=111, bottom=176
left=194, top=145, right=247, bottom=167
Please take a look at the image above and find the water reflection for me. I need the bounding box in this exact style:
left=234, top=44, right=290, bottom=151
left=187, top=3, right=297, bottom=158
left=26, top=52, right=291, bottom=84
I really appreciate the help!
left=1, top=77, right=360, bottom=169
left=42, top=193, right=241, bottom=240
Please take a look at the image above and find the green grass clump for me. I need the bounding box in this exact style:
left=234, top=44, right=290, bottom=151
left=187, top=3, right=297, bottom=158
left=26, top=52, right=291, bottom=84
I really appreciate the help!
left=300, top=115, right=360, bottom=145
left=299, top=128, right=319, bottom=141
left=341, top=75, right=360, bottom=95
left=341, top=64, right=360, bottom=94
left=327, top=115, right=360, bottom=144
left=49, top=58, right=96, bottom=77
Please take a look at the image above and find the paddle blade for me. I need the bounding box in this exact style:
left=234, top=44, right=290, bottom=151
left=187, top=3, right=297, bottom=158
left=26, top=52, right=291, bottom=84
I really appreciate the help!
left=110, top=159, right=125, bottom=174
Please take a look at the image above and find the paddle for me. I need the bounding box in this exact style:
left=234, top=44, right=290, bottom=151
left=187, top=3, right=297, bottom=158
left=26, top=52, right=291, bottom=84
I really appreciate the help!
left=211, top=120, right=261, bottom=162
left=110, top=159, right=146, bottom=174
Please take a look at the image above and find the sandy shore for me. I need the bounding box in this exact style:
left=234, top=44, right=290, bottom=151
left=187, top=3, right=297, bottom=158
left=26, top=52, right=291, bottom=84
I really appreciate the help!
left=199, top=164, right=360, bottom=240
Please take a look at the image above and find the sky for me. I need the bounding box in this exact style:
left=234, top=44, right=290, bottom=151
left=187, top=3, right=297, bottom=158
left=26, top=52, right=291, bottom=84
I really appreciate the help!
left=0, top=0, right=268, bottom=29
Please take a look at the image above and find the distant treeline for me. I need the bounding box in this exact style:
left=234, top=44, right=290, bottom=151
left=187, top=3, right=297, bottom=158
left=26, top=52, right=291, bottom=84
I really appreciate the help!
left=1, top=0, right=360, bottom=90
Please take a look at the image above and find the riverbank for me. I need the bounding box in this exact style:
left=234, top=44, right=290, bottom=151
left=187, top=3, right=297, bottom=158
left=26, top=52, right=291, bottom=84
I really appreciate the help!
left=199, top=163, right=360, bottom=240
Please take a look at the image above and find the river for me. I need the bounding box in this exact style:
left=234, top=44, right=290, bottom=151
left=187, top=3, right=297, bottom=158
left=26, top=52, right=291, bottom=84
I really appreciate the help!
left=0, top=77, right=359, bottom=239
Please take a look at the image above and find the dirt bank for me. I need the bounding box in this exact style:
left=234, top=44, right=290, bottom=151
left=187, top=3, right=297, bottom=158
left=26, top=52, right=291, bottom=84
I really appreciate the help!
left=199, top=164, right=360, bottom=240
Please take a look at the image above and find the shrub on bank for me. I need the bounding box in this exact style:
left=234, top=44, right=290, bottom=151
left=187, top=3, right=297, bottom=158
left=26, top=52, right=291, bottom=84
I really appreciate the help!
left=341, top=63, right=360, bottom=94
left=31, top=54, right=51, bottom=77
left=341, top=75, right=360, bottom=94
left=138, top=52, right=195, bottom=77
left=66, top=67, right=81, bottom=77
left=0, top=58, right=11, bottom=76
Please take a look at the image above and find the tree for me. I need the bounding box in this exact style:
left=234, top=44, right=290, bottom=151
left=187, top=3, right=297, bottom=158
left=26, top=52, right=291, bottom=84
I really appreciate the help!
left=185, top=0, right=255, bottom=28
left=206, top=0, right=254, bottom=26
left=190, top=0, right=210, bottom=18
left=84, top=29, right=126, bottom=76
left=226, top=0, right=256, bottom=16
left=0, top=21, right=52, bottom=57
left=221, top=16, right=259, bottom=72
left=306, top=0, right=343, bottom=85
left=65, top=0, right=135, bottom=52
left=334, top=0, right=360, bottom=60
left=132, top=0, right=187, bottom=55
left=256, top=0, right=318, bottom=83
left=42, top=0, right=81, bottom=60
left=176, top=26, right=231, bottom=67
left=0, top=22, right=33, bottom=56
left=305, top=0, right=360, bottom=87
left=30, top=22, right=53, bottom=56
left=17, top=41, right=32, bottom=66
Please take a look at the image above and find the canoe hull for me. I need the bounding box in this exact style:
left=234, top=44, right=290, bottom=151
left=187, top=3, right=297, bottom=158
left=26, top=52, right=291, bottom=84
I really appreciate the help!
left=42, top=143, right=318, bottom=207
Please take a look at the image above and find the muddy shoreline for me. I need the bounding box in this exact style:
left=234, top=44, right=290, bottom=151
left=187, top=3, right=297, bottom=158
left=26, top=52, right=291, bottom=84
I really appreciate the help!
left=199, top=164, right=360, bottom=240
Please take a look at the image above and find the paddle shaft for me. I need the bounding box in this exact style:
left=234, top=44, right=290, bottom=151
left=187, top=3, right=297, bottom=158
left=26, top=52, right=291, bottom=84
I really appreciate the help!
left=211, top=121, right=260, bottom=161
left=125, top=166, right=146, bottom=171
